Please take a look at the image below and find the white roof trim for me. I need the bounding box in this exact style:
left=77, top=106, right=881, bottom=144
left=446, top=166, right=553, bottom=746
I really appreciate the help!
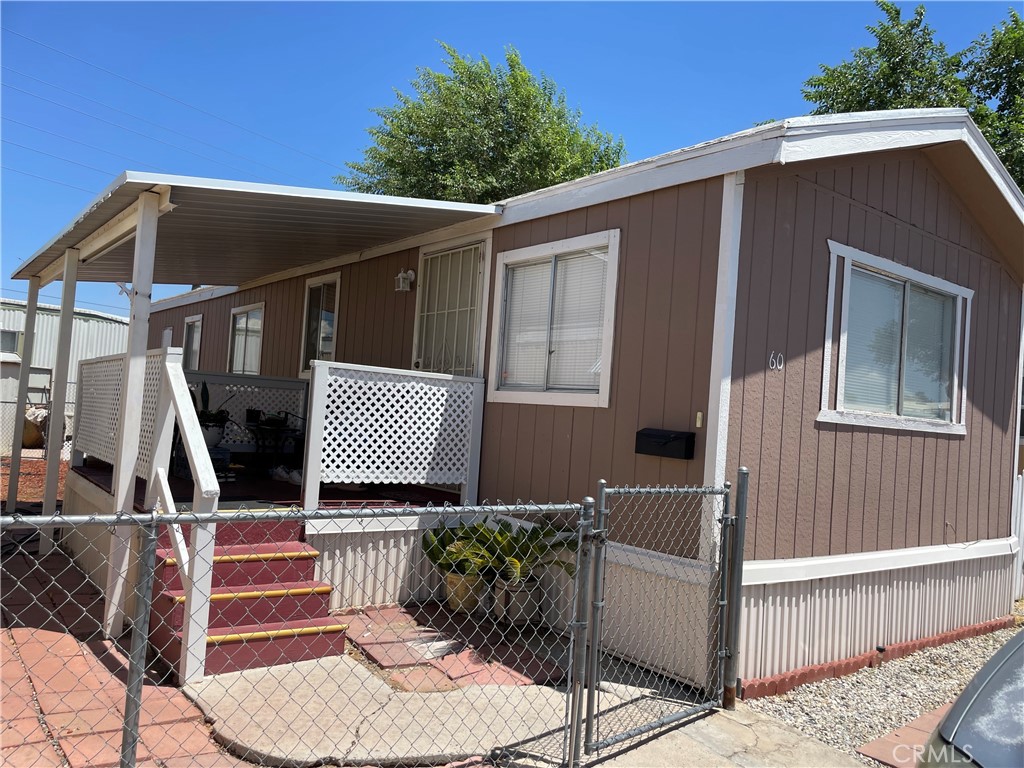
left=500, top=109, right=1024, bottom=227
left=151, top=286, right=238, bottom=312
left=0, top=297, right=128, bottom=324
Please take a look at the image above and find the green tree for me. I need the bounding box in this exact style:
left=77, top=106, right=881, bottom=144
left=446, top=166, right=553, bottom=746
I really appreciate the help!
left=803, top=2, right=1023, bottom=187
left=338, top=43, right=625, bottom=204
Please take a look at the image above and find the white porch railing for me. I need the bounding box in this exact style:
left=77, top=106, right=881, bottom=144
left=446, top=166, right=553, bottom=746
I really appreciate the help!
left=1014, top=472, right=1023, bottom=600
left=75, top=347, right=220, bottom=683
left=301, top=361, right=485, bottom=507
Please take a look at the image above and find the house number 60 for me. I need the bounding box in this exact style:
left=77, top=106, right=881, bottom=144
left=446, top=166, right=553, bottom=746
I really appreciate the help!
left=769, top=351, right=785, bottom=371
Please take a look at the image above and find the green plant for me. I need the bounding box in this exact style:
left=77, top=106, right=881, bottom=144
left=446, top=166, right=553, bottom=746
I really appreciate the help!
left=190, top=382, right=235, bottom=428
left=422, top=521, right=498, bottom=577
left=475, top=519, right=577, bottom=584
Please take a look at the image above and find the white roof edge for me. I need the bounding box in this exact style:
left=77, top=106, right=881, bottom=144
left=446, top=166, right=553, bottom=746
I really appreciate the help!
left=151, top=285, right=238, bottom=312
left=500, top=108, right=1024, bottom=227
left=0, top=297, right=129, bottom=324
left=120, top=170, right=501, bottom=214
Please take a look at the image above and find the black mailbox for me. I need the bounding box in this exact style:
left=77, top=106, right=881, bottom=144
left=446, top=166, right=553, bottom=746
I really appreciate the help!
left=635, top=428, right=695, bottom=460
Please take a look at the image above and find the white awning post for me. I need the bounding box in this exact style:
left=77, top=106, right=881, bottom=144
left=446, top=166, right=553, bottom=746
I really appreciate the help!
left=5, top=275, right=41, bottom=512
left=39, top=251, right=80, bottom=554
left=103, top=191, right=160, bottom=638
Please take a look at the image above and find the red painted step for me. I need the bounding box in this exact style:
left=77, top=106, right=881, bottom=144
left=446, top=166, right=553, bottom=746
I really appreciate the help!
left=153, top=542, right=319, bottom=590
left=156, top=616, right=349, bottom=677
left=156, top=520, right=304, bottom=548
left=151, top=580, right=333, bottom=632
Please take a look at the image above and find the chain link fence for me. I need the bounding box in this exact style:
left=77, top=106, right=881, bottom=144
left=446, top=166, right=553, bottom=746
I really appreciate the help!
left=1, top=474, right=748, bottom=768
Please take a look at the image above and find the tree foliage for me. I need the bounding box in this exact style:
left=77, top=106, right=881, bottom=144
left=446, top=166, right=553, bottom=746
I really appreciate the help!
left=803, top=2, right=1023, bottom=187
left=338, top=43, right=625, bottom=204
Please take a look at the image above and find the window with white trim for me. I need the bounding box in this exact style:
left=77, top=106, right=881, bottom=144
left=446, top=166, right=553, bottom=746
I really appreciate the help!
left=183, top=315, right=202, bottom=371
left=299, top=274, right=339, bottom=375
left=819, top=240, right=973, bottom=435
left=488, top=230, right=619, bottom=408
left=0, top=329, right=22, bottom=355
left=228, top=304, right=263, bottom=375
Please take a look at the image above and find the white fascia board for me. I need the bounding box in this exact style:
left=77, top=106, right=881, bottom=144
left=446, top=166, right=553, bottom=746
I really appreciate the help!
left=120, top=171, right=500, bottom=215
left=499, top=134, right=783, bottom=224
left=151, top=286, right=239, bottom=312
left=744, top=536, right=1019, bottom=585
left=779, top=125, right=967, bottom=166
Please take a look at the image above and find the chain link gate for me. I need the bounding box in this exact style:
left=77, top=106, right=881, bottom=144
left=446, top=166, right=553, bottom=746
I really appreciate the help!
left=566, top=469, right=749, bottom=764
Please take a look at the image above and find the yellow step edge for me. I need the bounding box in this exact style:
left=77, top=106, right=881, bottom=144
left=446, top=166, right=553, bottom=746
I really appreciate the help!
left=206, top=624, right=349, bottom=644
left=172, top=585, right=333, bottom=604
left=162, top=550, right=319, bottom=567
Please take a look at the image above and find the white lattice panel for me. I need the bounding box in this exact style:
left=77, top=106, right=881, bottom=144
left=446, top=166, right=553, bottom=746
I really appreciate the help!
left=185, top=377, right=306, bottom=448
left=74, top=356, right=124, bottom=466
left=133, top=351, right=165, bottom=480
left=319, top=366, right=480, bottom=485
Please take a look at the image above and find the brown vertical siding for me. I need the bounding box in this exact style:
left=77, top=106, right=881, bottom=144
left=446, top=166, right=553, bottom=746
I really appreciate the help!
left=149, top=248, right=419, bottom=378
left=479, top=179, right=723, bottom=509
left=728, top=148, right=1021, bottom=559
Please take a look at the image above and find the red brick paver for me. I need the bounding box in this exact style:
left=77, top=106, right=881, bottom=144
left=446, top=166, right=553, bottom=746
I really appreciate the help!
left=857, top=703, right=953, bottom=768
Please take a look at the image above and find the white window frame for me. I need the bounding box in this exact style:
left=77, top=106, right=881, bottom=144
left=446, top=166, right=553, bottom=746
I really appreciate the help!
left=182, top=314, right=202, bottom=371
left=227, top=302, right=265, bottom=376
left=819, top=239, right=972, bottom=436
left=298, top=273, right=341, bottom=378
left=411, top=234, right=492, bottom=377
left=488, top=229, right=620, bottom=408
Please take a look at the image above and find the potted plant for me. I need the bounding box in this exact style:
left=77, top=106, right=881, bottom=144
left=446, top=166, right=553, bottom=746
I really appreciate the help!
left=422, top=521, right=497, bottom=614
left=482, top=519, right=577, bottom=626
left=191, top=382, right=235, bottom=448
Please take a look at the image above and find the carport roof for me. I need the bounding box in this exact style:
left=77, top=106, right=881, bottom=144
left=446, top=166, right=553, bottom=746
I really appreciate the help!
left=11, top=172, right=501, bottom=285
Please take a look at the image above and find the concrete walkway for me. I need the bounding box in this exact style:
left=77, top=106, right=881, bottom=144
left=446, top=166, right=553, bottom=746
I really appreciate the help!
left=185, top=656, right=861, bottom=768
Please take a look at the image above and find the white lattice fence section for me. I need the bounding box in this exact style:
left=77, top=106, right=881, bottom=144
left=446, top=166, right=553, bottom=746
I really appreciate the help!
left=183, top=372, right=307, bottom=450
left=133, top=350, right=165, bottom=480
left=314, top=362, right=484, bottom=487
left=74, top=354, right=125, bottom=466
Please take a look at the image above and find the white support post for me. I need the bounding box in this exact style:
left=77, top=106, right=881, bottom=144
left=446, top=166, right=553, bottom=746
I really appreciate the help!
left=39, top=251, right=80, bottom=554
left=179, top=501, right=216, bottom=684
left=70, top=373, right=86, bottom=468
left=5, top=275, right=41, bottom=512
left=462, top=379, right=485, bottom=505
left=301, top=361, right=327, bottom=511
left=103, top=191, right=160, bottom=638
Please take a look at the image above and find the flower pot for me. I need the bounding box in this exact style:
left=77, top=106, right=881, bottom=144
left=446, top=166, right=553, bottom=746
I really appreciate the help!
left=201, top=425, right=224, bottom=448
left=444, top=572, right=482, bottom=613
left=493, top=578, right=541, bottom=626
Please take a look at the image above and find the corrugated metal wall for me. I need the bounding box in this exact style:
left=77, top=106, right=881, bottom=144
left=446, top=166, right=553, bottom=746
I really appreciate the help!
left=0, top=301, right=129, bottom=390
left=739, top=553, right=1015, bottom=680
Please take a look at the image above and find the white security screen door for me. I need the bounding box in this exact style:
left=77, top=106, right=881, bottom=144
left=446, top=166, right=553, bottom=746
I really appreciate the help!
left=415, top=243, right=484, bottom=377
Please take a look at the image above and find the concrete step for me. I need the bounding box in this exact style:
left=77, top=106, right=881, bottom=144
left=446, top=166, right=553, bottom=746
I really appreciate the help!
left=153, top=542, right=320, bottom=590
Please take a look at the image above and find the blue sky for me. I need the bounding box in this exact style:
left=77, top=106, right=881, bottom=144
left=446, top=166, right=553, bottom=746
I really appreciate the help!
left=1, top=1, right=1014, bottom=316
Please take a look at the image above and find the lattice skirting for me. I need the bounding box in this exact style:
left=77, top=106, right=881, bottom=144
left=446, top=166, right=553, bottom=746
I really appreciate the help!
left=739, top=552, right=1016, bottom=680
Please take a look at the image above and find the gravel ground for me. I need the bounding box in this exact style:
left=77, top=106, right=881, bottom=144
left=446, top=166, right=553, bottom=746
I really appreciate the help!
left=747, top=617, right=1023, bottom=766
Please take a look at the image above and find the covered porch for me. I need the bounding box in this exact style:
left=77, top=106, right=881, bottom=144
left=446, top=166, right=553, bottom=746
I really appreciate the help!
left=5, top=172, right=498, bottom=681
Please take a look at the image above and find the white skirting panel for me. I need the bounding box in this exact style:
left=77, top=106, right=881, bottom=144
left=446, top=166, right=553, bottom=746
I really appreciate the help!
left=740, top=553, right=1015, bottom=680
left=309, top=527, right=441, bottom=611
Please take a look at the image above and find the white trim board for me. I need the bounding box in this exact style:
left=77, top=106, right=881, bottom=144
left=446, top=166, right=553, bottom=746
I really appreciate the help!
left=743, top=536, right=1019, bottom=585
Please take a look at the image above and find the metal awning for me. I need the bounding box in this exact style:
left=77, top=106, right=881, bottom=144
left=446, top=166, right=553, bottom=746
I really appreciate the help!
left=11, top=172, right=501, bottom=285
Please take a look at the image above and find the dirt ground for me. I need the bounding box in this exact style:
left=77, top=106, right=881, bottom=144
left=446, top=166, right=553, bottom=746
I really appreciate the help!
left=1, top=456, right=67, bottom=505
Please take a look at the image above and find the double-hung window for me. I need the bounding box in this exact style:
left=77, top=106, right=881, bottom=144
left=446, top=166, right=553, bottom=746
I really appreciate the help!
left=488, top=230, right=620, bottom=408
left=300, top=274, right=340, bottom=376
left=182, top=315, right=202, bottom=371
left=229, top=303, right=263, bottom=376
left=819, top=240, right=972, bottom=435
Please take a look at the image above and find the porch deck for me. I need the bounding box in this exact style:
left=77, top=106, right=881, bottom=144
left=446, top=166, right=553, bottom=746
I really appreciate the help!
left=70, top=460, right=460, bottom=512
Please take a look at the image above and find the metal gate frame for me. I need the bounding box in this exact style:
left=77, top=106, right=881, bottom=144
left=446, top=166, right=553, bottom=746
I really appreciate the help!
left=566, top=467, right=750, bottom=766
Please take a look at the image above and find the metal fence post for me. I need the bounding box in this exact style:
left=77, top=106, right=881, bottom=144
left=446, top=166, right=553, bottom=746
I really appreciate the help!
left=566, top=497, right=594, bottom=768
left=119, top=515, right=160, bottom=768
left=716, top=481, right=732, bottom=704
left=584, top=481, right=609, bottom=753
left=722, top=467, right=749, bottom=710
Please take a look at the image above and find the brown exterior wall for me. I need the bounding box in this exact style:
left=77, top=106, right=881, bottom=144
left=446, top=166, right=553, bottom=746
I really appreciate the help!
left=726, top=148, right=1022, bottom=561
left=149, top=248, right=419, bottom=377
left=478, top=178, right=724, bottom=512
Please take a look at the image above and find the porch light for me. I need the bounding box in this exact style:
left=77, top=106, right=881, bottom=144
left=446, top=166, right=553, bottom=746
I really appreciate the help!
left=395, top=268, right=416, bottom=292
